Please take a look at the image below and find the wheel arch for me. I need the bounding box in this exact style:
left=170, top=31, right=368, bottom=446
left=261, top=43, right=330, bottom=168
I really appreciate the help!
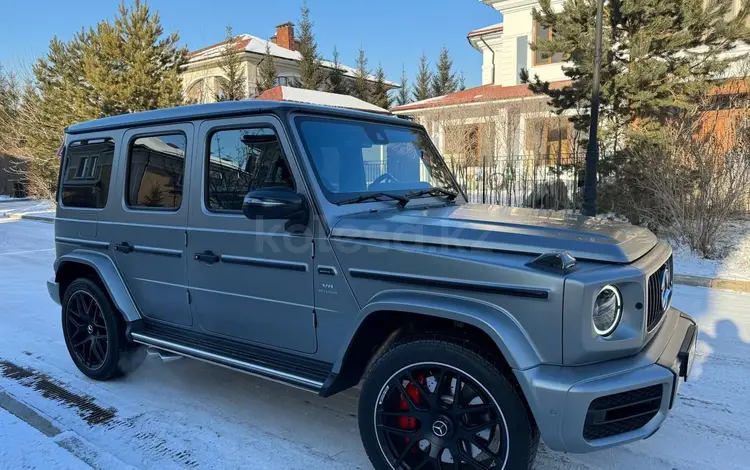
left=319, top=290, right=542, bottom=397
left=55, top=250, right=141, bottom=323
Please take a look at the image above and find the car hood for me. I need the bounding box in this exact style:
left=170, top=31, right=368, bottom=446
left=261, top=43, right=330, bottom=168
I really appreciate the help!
left=331, top=204, right=657, bottom=263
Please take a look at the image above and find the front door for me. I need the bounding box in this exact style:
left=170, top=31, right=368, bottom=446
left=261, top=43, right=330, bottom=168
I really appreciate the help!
left=186, top=116, right=317, bottom=353
left=109, top=124, right=193, bottom=326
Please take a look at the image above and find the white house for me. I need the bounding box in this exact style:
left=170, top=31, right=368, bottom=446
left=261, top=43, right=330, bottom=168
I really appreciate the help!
left=391, top=0, right=750, bottom=208
left=182, top=22, right=395, bottom=103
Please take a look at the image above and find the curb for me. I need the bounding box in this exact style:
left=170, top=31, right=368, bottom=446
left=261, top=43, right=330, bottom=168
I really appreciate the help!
left=674, top=274, right=750, bottom=293
left=3, top=213, right=55, bottom=223
left=0, top=197, right=32, bottom=204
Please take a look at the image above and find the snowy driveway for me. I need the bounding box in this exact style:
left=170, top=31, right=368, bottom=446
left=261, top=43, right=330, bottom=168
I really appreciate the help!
left=0, top=218, right=748, bottom=469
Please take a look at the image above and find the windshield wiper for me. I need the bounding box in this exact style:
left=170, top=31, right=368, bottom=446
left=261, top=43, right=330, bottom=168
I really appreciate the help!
left=400, top=188, right=458, bottom=207
left=337, top=192, right=409, bottom=206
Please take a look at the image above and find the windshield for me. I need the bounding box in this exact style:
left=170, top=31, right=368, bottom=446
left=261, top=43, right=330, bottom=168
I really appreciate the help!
left=295, top=116, right=461, bottom=204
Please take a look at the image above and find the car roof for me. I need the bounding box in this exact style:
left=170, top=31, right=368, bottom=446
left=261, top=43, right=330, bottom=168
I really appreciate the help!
left=65, top=100, right=412, bottom=135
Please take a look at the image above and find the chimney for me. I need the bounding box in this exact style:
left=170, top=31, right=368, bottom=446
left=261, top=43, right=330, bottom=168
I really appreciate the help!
left=274, top=22, right=295, bottom=51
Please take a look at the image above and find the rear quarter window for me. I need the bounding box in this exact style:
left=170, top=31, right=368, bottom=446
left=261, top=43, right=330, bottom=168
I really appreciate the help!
left=61, top=138, right=115, bottom=209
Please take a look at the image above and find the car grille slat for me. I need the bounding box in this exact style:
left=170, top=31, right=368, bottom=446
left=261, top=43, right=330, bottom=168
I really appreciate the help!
left=645, top=256, right=672, bottom=332
left=583, top=385, right=663, bottom=440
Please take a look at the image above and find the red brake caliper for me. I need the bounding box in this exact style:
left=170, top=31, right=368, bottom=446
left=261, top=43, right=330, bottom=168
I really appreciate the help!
left=398, top=374, right=424, bottom=446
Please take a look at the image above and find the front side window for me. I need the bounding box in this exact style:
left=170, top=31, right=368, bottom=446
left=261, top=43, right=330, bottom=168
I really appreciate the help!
left=61, top=138, right=115, bottom=208
left=295, top=117, right=459, bottom=204
left=206, top=127, right=295, bottom=211
left=127, top=133, right=186, bottom=209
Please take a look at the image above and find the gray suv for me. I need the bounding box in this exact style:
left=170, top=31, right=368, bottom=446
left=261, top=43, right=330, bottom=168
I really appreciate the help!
left=48, top=101, right=698, bottom=470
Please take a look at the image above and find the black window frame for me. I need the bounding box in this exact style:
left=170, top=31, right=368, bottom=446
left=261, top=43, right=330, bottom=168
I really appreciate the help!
left=204, top=124, right=297, bottom=214
left=124, top=130, right=188, bottom=212
left=59, top=137, right=116, bottom=210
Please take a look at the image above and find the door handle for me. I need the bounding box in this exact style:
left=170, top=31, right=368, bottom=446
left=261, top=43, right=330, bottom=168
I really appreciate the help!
left=114, top=242, right=134, bottom=254
left=194, top=250, right=220, bottom=264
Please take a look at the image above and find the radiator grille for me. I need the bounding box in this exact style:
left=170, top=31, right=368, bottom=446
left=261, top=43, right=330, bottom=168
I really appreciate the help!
left=646, top=257, right=673, bottom=332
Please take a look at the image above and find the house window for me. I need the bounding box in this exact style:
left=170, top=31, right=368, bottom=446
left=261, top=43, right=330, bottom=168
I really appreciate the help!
left=525, top=117, right=573, bottom=163
left=275, top=75, right=297, bottom=87
left=533, top=21, right=564, bottom=66
left=186, top=79, right=206, bottom=104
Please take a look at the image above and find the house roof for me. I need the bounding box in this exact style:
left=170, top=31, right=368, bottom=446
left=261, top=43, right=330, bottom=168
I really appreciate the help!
left=467, top=23, right=504, bottom=37
left=391, top=81, right=571, bottom=113
left=188, top=34, right=397, bottom=86
left=256, top=86, right=390, bottom=114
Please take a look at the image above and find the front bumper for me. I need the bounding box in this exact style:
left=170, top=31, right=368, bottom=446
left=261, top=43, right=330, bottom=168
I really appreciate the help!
left=47, top=278, right=60, bottom=305
left=515, top=307, right=697, bottom=453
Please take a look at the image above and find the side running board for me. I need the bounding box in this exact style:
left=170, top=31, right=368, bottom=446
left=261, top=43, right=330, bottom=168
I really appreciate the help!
left=129, top=322, right=331, bottom=393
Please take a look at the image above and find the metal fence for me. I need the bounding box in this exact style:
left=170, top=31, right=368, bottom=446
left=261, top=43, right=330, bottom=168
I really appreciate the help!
left=450, top=154, right=586, bottom=211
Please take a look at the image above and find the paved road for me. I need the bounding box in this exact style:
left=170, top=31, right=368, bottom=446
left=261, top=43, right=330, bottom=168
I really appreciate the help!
left=0, top=218, right=748, bottom=469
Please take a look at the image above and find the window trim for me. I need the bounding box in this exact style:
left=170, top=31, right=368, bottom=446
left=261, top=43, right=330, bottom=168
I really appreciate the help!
left=124, top=130, right=188, bottom=212
left=203, top=124, right=297, bottom=214
left=59, top=137, right=116, bottom=210
left=531, top=20, right=564, bottom=66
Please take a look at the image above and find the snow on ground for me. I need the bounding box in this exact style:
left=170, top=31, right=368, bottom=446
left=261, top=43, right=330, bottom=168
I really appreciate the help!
left=0, top=218, right=749, bottom=469
left=0, top=408, right=89, bottom=470
left=670, top=217, right=750, bottom=281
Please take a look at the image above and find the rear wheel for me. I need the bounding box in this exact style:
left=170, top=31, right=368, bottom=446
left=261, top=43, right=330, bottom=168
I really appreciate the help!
left=358, top=337, right=539, bottom=470
left=62, top=278, right=144, bottom=380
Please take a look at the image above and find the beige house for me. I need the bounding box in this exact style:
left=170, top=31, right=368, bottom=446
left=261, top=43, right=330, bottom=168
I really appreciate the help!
left=183, top=22, right=395, bottom=103
left=392, top=0, right=750, bottom=208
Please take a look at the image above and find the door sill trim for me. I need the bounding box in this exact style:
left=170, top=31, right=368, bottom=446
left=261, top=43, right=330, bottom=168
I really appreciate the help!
left=131, top=332, right=324, bottom=392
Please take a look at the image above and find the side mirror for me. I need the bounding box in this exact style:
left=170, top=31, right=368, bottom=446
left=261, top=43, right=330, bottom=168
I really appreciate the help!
left=242, top=187, right=309, bottom=226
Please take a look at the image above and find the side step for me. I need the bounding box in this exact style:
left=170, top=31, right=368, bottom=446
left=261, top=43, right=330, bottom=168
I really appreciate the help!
left=146, top=347, right=183, bottom=362
left=130, top=321, right=330, bottom=393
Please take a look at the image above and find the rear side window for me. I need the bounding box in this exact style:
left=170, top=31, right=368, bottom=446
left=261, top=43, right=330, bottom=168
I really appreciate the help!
left=206, top=127, right=295, bottom=212
left=61, top=138, right=115, bottom=208
left=126, top=133, right=186, bottom=209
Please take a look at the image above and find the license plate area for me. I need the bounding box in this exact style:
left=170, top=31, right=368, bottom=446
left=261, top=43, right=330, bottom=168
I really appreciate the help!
left=678, top=324, right=698, bottom=380
left=671, top=323, right=698, bottom=406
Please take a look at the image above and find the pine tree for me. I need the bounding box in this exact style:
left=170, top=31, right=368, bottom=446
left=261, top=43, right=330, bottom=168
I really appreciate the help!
left=0, top=66, right=21, bottom=154
left=325, top=47, right=348, bottom=94
left=215, top=25, right=247, bottom=101
left=17, top=0, right=187, bottom=197
left=296, top=0, right=324, bottom=90
left=371, top=64, right=392, bottom=109
left=522, top=0, right=750, bottom=137
left=431, top=47, right=457, bottom=97
left=457, top=71, right=466, bottom=91
left=83, top=0, right=187, bottom=114
left=412, top=54, right=432, bottom=102
left=256, top=42, right=278, bottom=94
left=352, top=46, right=370, bottom=102
left=396, top=65, right=410, bottom=106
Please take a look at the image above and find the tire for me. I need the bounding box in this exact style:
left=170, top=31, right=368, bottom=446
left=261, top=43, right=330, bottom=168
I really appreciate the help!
left=358, top=336, right=539, bottom=470
left=61, top=278, right=145, bottom=380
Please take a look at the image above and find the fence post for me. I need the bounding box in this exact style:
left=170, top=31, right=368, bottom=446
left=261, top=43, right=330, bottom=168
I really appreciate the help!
left=482, top=154, right=486, bottom=204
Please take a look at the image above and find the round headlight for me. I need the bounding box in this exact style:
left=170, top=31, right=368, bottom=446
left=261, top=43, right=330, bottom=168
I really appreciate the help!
left=593, top=285, right=622, bottom=336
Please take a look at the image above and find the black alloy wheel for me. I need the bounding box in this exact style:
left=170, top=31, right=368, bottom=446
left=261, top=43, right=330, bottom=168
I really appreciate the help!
left=62, top=278, right=146, bottom=380
left=65, top=290, right=109, bottom=370
left=374, top=363, right=509, bottom=470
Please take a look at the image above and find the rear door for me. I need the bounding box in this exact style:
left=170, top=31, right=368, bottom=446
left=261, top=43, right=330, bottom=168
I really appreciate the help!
left=108, top=123, right=193, bottom=326
left=186, top=115, right=317, bottom=353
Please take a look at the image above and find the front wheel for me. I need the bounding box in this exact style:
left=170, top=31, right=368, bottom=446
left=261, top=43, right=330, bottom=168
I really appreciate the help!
left=358, top=337, right=539, bottom=470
